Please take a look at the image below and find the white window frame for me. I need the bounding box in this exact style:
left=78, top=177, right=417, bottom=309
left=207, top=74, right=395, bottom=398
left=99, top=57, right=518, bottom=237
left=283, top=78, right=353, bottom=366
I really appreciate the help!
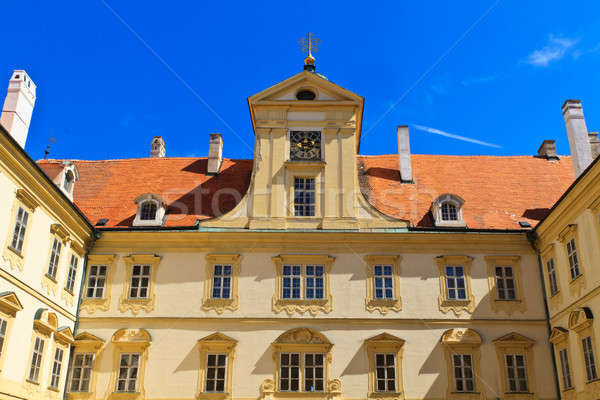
left=279, top=352, right=325, bottom=393
left=582, top=336, right=598, bottom=382
left=65, top=254, right=79, bottom=293
left=69, top=353, right=94, bottom=392
left=546, top=257, right=559, bottom=295
left=28, top=337, right=45, bottom=382
left=211, top=264, right=233, bottom=299
left=47, top=237, right=62, bottom=279
left=452, top=353, right=475, bottom=392
left=132, top=193, right=165, bottom=227
left=49, top=347, right=64, bottom=389
left=116, top=353, right=140, bottom=393
left=445, top=265, right=467, bottom=300
left=504, top=354, right=529, bottom=393
left=129, top=265, right=151, bottom=299
left=205, top=353, right=227, bottom=393
left=566, top=238, right=581, bottom=280
left=85, top=265, right=107, bottom=299
left=281, top=264, right=324, bottom=300
left=293, top=177, right=316, bottom=217
left=374, top=353, right=397, bottom=392
left=279, top=352, right=301, bottom=392
left=559, top=347, right=573, bottom=390
left=431, top=194, right=466, bottom=227
left=9, top=206, right=29, bottom=253
left=494, top=265, right=517, bottom=300
left=373, top=264, right=395, bottom=300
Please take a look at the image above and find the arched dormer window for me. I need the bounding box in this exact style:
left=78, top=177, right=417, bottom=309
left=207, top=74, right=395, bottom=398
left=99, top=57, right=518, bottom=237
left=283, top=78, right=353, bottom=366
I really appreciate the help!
left=431, top=194, right=466, bottom=228
left=140, top=201, right=157, bottom=220
left=59, top=162, right=79, bottom=200
left=133, top=193, right=166, bottom=227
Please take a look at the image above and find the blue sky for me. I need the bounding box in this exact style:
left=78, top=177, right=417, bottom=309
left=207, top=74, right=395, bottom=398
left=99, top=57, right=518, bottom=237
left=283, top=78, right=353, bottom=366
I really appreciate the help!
left=2, top=1, right=600, bottom=160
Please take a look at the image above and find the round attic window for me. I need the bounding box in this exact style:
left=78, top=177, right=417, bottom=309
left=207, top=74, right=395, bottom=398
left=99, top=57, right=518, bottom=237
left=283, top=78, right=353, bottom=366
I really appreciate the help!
left=296, top=89, right=316, bottom=100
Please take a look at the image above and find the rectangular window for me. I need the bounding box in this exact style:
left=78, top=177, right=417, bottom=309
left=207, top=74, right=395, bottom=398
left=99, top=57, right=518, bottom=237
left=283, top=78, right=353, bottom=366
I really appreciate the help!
left=282, top=265, right=324, bottom=300
left=505, top=354, right=528, bottom=392
left=116, top=353, right=140, bottom=392
left=10, top=206, right=29, bottom=253
left=85, top=265, right=107, bottom=298
left=374, top=265, right=394, bottom=299
left=305, top=265, right=324, bottom=299
left=559, top=348, right=573, bottom=390
left=304, top=353, right=324, bottom=392
left=582, top=336, right=598, bottom=382
left=546, top=258, right=559, bottom=295
left=69, top=353, right=93, bottom=392
left=445, top=266, right=466, bottom=300
left=567, top=238, right=581, bottom=280
left=28, top=337, right=45, bottom=382
left=453, top=354, right=474, bottom=392
left=47, top=238, right=62, bottom=279
left=211, top=265, right=232, bottom=299
left=280, top=353, right=300, bottom=392
left=375, top=353, right=396, bottom=392
left=294, top=177, right=315, bottom=217
left=205, top=354, right=227, bottom=392
left=65, top=254, right=79, bottom=293
left=49, top=347, right=64, bottom=389
left=0, top=318, right=6, bottom=357
left=495, top=266, right=517, bottom=300
left=282, top=265, right=302, bottom=299
left=129, top=265, right=151, bottom=299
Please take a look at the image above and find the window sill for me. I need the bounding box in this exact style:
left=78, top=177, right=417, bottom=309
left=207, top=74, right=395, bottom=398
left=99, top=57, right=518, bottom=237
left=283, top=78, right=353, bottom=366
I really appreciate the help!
left=272, top=297, right=332, bottom=316
left=196, top=392, right=232, bottom=400
left=108, top=392, right=142, bottom=400
left=45, top=273, right=58, bottom=283
left=25, top=379, right=40, bottom=385
left=3, top=246, right=25, bottom=271
left=67, top=392, right=95, bottom=400
left=284, top=160, right=326, bottom=168
left=7, top=246, right=23, bottom=258
left=119, top=295, right=155, bottom=314
left=48, top=386, right=60, bottom=392
left=366, top=298, right=402, bottom=314
left=439, top=298, right=475, bottom=315
left=202, top=297, right=238, bottom=314
left=368, top=391, right=404, bottom=399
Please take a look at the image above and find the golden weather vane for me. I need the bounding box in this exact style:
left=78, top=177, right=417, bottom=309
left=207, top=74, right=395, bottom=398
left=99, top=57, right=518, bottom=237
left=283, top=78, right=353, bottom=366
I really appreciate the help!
left=299, top=32, right=320, bottom=67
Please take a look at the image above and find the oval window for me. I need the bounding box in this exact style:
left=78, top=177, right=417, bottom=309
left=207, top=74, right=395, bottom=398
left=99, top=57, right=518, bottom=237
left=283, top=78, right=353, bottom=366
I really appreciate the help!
left=296, top=90, right=316, bottom=100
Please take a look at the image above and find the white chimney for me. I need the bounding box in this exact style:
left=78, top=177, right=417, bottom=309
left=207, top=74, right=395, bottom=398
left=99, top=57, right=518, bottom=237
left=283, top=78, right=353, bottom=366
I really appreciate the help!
left=150, top=136, right=166, bottom=157
left=207, top=133, right=223, bottom=175
left=562, top=99, right=593, bottom=176
left=0, top=70, right=37, bottom=148
left=397, top=125, right=413, bottom=183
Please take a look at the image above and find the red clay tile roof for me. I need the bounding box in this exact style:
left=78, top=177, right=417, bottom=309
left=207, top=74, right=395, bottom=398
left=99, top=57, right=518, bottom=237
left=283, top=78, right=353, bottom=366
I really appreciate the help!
left=37, top=157, right=253, bottom=228
left=37, top=154, right=575, bottom=230
left=359, top=154, right=575, bottom=229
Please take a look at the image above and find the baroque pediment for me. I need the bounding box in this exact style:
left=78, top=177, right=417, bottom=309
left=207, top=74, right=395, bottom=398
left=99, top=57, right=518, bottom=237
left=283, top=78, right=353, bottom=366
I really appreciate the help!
left=274, top=328, right=331, bottom=345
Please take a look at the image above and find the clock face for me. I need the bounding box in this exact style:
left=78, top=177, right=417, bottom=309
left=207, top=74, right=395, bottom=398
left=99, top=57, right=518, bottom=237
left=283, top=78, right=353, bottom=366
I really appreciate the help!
left=290, top=131, right=321, bottom=161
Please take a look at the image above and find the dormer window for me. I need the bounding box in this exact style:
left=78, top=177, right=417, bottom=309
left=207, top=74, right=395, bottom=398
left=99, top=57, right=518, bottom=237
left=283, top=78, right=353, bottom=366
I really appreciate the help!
left=58, top=162, right=79, bottom=200
left=140, top=201, right=157, bottom=220
left=432, top=194, right=466, bottom=228
left=133, top=193, right=166, bottom=227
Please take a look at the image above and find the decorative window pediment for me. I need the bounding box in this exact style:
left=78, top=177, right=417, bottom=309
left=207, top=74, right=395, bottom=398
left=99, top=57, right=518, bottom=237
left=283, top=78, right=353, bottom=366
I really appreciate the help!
left=431, top=194, right=466, bottom=228
left=73, top=332, right=105, bottom=353
left=0, top=291, right=23, bottom=316
left=493, top=332, right=535, bottom=399
left=441, top=328, right=484, bottom=400
left=549, top=327, right=569, bottom=345
left=569, top=307, right=594, bottom=332
left=197, top=333, right=237, bottom=399
left=365, top=333, right=405, bottom=399
left=132, top=193, right=166, bottom=227
left=263, top=328, right=340, bottom=400
left=108, top=329, right=151, bottom=400
left=33, top=308, right=58, bottom=337
left=55, top=326, right=75, bottom=345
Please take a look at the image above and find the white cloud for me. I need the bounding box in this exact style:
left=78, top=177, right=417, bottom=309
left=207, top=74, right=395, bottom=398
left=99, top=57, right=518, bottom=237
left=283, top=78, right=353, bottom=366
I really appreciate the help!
left=411, top=124, right=502, bottom=148
left=526, top=35, right=578, bottom=67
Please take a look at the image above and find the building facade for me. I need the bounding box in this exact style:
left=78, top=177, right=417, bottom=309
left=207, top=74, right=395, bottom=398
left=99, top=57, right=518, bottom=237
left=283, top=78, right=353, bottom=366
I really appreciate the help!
left=0, top=60, right=599, bottom=400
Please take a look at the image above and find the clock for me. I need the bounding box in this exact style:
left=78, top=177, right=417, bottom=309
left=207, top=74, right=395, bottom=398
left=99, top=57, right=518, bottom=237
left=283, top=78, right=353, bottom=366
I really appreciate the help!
left=290, top=131, right=321, bottom=161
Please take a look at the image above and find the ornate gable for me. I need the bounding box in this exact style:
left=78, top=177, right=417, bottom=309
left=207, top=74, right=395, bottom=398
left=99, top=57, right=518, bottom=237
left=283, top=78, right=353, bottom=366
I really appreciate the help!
left=493, top=332, right=535, bottom=347
left=0, top=291, right=23, bottom=316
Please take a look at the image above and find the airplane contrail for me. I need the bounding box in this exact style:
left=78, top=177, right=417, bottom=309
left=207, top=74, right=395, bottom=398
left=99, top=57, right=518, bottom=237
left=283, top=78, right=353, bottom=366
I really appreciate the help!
left=411, top=124, right=502, bottom=148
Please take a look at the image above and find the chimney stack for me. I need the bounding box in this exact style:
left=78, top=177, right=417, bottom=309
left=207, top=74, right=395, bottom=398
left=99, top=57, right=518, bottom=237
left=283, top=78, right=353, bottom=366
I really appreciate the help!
left=207, top=133, right=223, bottom=175
left=562, top=100, right=593, bottom=176
left=150, top=136, right=166, bottom=158
left=0, top=70, right=36, bottom=148
left=537, top=140, right=558, bottom=160
left=588, top=132, right=600, bottom=159
left=397, top=126, right=413, bottom=183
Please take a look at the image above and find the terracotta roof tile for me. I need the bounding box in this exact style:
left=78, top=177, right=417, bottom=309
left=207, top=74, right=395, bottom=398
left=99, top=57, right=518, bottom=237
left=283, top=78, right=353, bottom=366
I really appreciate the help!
left=37, top=157, right=253, bottom=228
left=358, top=154, right=575, bottom=229
left=37, top=154, right=575, bottom=230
